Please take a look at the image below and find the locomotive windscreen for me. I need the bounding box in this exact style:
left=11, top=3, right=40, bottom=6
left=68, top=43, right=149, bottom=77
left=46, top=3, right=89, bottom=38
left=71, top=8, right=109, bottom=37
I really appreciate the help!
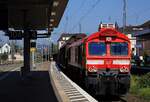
left=88, top=42, right=106, bottom=56
left=110, top=42, right=128, bottom=56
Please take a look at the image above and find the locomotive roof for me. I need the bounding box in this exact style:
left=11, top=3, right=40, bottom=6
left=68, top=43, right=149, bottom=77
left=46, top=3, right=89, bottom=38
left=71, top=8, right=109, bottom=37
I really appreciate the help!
left=85, top=28, right=130, bottom=42
left=64, top=28, right=130, bottom=48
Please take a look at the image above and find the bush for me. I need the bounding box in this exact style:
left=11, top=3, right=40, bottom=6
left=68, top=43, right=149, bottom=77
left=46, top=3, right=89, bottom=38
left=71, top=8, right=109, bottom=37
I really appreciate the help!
left=139, top=88, right=150, bottom=100
left=138, top=72, right=150, bottom=88
left=1, top=53, right=8, bottom=61
left=130, top=74, right=150, bottom=100
left=130, top=75, right=139, bottom=93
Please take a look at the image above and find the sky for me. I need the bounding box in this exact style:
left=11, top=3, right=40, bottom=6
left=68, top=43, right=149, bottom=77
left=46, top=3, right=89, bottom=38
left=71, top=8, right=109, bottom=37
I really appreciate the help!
left=50, top=0, right=150, bottom=43
left=0, top=0, right=150, bottom=45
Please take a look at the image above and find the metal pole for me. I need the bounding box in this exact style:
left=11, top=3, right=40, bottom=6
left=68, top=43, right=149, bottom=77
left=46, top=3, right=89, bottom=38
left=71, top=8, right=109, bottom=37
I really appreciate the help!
left=11, top=40, right=14, bottom=64
left=79, top=23, right=81, bottom=33
left=47, top=45, right=49, bottom=61
left=32, top=50, right=35, bottom=68
left=46, top=46, right=47, bottom=61
left=48, top=38, right=50, bottom=61
left=31, top=40, right=36, bottom=69
left=42, top=45, right=44, bottom=63
left=21, top=10, right=30, bottom=77
left=123, top=0, right=127, bottom=33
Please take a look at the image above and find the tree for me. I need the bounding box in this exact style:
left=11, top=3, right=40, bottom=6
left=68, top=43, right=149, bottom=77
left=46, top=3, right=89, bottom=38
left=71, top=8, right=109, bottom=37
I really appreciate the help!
left=1, top=52, right=8, bottom=62
left=52, top=43, right=58, bottom=54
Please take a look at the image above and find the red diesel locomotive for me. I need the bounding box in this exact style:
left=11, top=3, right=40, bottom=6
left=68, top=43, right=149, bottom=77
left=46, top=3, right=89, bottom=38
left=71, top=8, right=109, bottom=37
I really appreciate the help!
left=58, top=24, right=131, bottom=96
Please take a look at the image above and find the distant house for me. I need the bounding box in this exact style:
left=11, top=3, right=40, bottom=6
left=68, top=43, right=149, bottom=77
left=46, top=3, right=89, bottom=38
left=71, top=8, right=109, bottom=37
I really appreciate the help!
left=134, top=20, right=150, bottom=56
left=119, top=20, right=150, bottom=56
left=8, top=53, right=23, bottom=61
left=57, top=33, right=74, bottom=49
left=0, top=43, right=11, bottom=54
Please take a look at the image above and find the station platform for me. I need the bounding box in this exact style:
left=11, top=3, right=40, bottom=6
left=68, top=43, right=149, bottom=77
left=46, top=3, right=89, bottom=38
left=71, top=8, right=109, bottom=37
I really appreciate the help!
left=0, top=62, right=57, bottom=102
left=49, top=61, right=98, bottom=102
left=0, top=61, right=98, bottom=102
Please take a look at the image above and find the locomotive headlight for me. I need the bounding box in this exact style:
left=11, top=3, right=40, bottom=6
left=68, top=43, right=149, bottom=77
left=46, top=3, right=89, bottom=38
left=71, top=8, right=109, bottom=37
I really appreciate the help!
left=88, top=66, right=98, bottom=72
left=119, top=66, right=129, bottom=73
left=113, top=60, right=130, bottom=65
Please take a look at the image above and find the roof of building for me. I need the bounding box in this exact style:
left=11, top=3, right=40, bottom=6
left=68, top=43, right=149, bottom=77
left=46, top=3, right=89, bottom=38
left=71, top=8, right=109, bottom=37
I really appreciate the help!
left=0, top=43, right=10, bottom=49
left=57, top=33, right=87, bottom=42
left=134, top=20, right=150, bottom=37
left=134, top=29, right=150, bottom=37
left=118, top=20, right=150, bottom=35
left=140, top=20, right=150, bottom=28
left=57, top=33, right=74, bottom=42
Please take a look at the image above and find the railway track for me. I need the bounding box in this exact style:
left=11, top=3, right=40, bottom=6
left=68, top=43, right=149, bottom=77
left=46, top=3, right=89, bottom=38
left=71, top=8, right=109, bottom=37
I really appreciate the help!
left=0, top=62, right=42, bottom=80
left=0, top=67, right=20, bottom=80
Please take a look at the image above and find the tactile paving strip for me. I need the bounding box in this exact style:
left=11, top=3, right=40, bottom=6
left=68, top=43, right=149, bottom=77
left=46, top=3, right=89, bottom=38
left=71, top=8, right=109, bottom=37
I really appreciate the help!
left=52, top=63, right=92, bottom=102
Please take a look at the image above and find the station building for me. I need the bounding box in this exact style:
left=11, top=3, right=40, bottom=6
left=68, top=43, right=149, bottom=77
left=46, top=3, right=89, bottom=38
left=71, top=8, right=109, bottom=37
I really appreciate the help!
left=134, top=20, right=150, bottom=56
left=119, top=20, right=150, bottom=56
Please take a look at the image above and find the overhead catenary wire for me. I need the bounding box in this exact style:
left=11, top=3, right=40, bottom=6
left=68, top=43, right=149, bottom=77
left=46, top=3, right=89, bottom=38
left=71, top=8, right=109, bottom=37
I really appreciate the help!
left=69, top=0, right=86, bottom=21
left=52, top=1, right=86, bottom=34
left=126, top=7, right=150, bottom=25
left=66, top=0, right=86, bottom=33
left=70, top=0, right=102, bottom=32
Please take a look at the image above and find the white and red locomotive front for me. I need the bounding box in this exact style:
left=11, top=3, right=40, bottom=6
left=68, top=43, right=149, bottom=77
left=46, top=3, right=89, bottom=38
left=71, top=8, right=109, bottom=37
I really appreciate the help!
left=60, top=24, right=131, bottom=96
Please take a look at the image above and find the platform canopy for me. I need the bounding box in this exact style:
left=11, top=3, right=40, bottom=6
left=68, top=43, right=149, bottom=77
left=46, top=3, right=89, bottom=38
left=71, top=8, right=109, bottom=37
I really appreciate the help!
left=0, top=0, right=68, bottom=32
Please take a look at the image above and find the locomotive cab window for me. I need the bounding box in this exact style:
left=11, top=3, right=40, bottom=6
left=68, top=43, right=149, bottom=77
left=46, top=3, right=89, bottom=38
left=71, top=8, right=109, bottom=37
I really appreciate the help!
left=88, top=42, right=106, bottom=56
left=110, top=42, right=128, bottom=56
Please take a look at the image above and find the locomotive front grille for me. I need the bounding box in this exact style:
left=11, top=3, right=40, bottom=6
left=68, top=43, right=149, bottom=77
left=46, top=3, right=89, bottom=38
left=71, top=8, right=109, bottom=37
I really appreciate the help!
left=97, top=68, right=119, bottom=77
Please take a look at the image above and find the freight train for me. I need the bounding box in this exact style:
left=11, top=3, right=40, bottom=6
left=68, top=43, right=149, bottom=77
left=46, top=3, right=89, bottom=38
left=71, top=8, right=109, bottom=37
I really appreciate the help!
left=57, top=23, right=131, bottom=96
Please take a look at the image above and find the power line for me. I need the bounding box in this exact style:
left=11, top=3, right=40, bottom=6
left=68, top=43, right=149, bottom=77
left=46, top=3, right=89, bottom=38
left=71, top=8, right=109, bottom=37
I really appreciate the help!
left=126, top=7, right=150, bottom=25
left=69, top=0, right=86, bottom=20
left=70, top=0, right=102, bottom=32
left=64, top=15, right=69, bottom=32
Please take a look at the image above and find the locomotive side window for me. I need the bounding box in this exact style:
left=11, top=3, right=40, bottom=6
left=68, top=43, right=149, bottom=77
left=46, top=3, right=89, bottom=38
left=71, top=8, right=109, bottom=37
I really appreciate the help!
left=88, top=42, right=106, bottom=56
left=110, top=42, right=128, bottom=56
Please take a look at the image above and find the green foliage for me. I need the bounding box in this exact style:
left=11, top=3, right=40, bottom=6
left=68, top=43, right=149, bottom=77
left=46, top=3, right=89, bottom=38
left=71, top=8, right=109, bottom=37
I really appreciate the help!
left=137, top=73, right=150, bottom=88
left=1, top=53, right=8, bottom=61
left=130, top=73, right=150, bottom=100
left=130, top=75, right=139, bottom=93
left=52, top=43, right=58, bottom=54
left=139, top=88, right=150, bottom=100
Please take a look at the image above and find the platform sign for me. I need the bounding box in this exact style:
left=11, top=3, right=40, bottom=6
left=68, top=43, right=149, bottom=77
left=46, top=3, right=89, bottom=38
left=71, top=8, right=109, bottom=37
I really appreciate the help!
left=7, top=31, right=23, bottom=40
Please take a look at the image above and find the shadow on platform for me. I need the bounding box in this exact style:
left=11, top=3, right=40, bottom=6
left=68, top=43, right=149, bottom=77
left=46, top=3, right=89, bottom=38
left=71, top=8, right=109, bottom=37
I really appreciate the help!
left=0, top=71, right=58, bottom=102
